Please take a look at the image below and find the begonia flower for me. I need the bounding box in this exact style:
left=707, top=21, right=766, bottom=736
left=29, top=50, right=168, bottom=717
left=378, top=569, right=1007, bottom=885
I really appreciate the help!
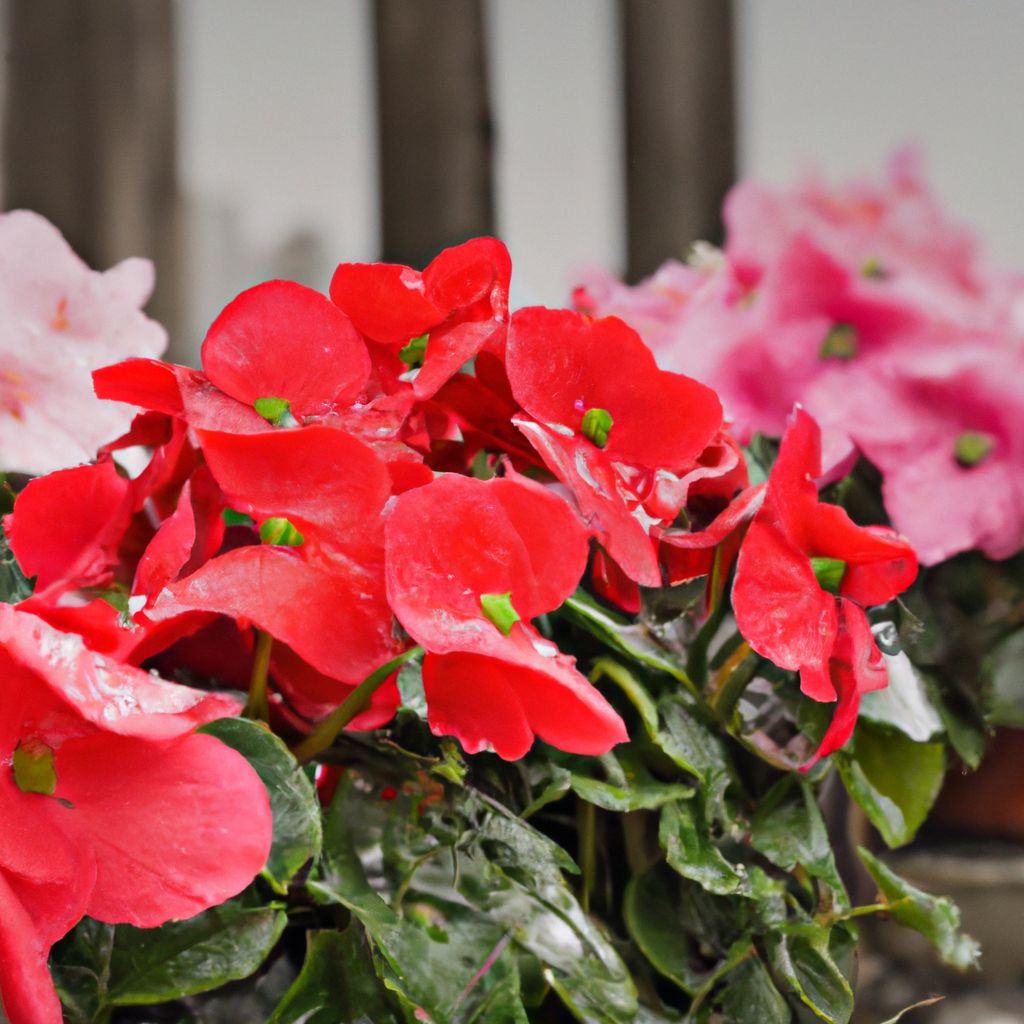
left=329, top=237, right=511, bottom=399
left=0, top=605, right=271, bottom=1024
left=505, top=307, right=723, bottom=585
left=385, top=472, right=627, bottom=759
left=0, top=210, right=166, bottom=475
left=804, top=341, right=1024, bottom=564
left=732, top=407, right=917, bottom=765
left=149, top=424, right=404, bottom=710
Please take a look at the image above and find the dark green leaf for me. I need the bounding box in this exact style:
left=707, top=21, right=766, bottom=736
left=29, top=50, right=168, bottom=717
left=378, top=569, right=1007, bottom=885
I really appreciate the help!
left=623, top=868, right=707, bottom=994
left=52, top=918, right=116, bottom=1023
left=655, top=693, right=732, bottom=818
left=985, top=628, right=1024, bottom=728
left=659, top=799, right=746, bottom=896
left=836, top=722, right=945, bottom=848
left=749, top=781, right=847, bottom=903
left=767, top=926, right=853, bottom=1024
left=108, top=901, right=286, bottom=1005
left=269, top=926, right=401, bottom=1023
left=569, top=750, right=693, bottom=812
left=857, top=848, right=980, bottom=971
left=718, top=955, right=790, bottom=1024
left=199, top=717, right=322, bottom=890
left=561, top=591, right=692, bottom=685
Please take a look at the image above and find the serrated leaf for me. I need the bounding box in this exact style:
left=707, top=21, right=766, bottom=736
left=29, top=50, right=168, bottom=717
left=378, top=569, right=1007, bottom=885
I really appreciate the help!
left=857, top=848, right=980, bottom=971
left=659, top=799, right=747, bottom=896
left=269, top=926, right=401, bottom=1023
left=749, top=781, right=847, bottom=904
left=766, top=926, right=853, bottom=1024
left=200, top=717, right=321, bottom=889
left=718, top=955, right=790, bottom=1024
left=836, top=722, right=945, bottom=848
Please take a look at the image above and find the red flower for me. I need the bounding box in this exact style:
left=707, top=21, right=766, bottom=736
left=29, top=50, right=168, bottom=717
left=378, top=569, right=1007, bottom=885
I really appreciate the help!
left=0, top=607, right=271, bottom=1024
left=330, top=237, right=511, bottom=400
left=506, top=308, right=723, bottom=586
left=150, top=425, right=404, bottom=707
left=732, top=407, right=917, bottom=765
left=385, top=473, right=627, bottom=759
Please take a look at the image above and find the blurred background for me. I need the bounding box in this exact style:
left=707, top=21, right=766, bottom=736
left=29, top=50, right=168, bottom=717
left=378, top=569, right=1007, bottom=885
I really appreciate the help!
left=4, top=0, right=1024, bottom=365
left=3, top=3, right=1024, bottom=1020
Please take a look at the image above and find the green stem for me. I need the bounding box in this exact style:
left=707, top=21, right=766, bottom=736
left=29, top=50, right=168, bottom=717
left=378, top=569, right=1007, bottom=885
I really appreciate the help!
left=292, top=647, right=422, bottom=762
left=244, top=630, right=274, bottom=721
left=709, top=651, right=760, bottom=723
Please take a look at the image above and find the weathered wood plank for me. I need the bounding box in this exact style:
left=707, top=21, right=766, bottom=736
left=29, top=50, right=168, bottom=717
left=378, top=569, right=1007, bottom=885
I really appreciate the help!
left=2, top=0, right=181, bottom=346
left=622, top=0, right=736, bottom=281
left=374, top=0, right=494, bottom=267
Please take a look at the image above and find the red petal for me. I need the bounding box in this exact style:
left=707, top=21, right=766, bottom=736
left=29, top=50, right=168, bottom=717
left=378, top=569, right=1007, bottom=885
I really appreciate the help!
left=732, top=518, right=837, bottom=674
left=0, top=870, right=68, bottom=1024
left=385, top=473, right=589, bottom=651
left=507, top=307, right=722, bottom=469
left=202, top=281, right=370, bottom=419
left=155, top=545, right=398, bottom=684
left=197, top=425, right=390, bottom=541
left=591, top=547, right=642, bottom=615
left=422, top=628, right=626, bottom=759
left=329, top=262, right=440, bottom=346
left=93, top=358, right=185, bottom=417
left=422, top=237, right=511, bottom=313
left=0, top=606, right=241, bottom=740
left=55, top=731, right=271, bottom=927
left=514, top=416, right=661, bottom=586
left=7, top=459, right=132, bottom=593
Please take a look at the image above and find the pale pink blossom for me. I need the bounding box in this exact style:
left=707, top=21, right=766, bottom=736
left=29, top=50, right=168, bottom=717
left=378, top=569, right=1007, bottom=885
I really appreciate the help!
left=0, top=210, right=166, bottom=475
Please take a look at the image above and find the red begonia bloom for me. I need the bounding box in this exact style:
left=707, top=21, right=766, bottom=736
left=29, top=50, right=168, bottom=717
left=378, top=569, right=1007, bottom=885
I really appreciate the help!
left=151, top=425, right=404, bottom=698
left=732, top=407, right=917, bottom=765
left=506, top=307, right=723, bottom=585
left=385, top=473, right=627, bottom=759
left=329, top=237, right=511, bottom=400
left=0, top=606, right=271, bottom=1024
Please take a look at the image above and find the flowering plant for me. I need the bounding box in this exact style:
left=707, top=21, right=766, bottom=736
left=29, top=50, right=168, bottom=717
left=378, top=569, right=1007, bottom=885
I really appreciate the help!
left=1, top=154, right=1018, bottom=1022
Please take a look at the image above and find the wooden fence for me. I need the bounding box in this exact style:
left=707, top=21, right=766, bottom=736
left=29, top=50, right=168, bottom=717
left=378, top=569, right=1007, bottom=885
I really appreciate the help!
left=1, top=0, right=734, bottom=352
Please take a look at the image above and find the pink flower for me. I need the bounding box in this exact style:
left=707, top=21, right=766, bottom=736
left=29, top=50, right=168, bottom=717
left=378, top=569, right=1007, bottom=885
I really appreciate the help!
left=0, top=211, right=166, bottom=474
left=804, top=339, right=1024, bottom=564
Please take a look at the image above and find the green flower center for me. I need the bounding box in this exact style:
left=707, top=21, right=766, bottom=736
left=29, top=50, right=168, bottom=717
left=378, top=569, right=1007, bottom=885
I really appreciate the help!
left=819, top=323, right=859, bottom=361
left=810, top=556, right=847, bottom=595
left=259, top=517, right=305, bottom=547
left=480, top=591, right=521, bottom=636
left=580, top=407, right=613, bottom=448
left=12, top=740, right=57, bottom=796
left=953, top=430, right=995, bottom=468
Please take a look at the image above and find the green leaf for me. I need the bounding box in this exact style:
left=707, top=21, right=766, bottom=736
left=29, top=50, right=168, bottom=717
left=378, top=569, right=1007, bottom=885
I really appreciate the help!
left=749, top=781, right=847, bottom=903
left=659, top=799, right=747, bottom=896
left=859, top=639, right=942, bottom=742
left=569, top=750, right=693, bottom=812
left=718, top=955, right=790, bottom=1024
left=0, top=527, right=33, bottom=603
left=51, top=917, right=116, bottom=1023
left=857, top=848, right=980, bottom=971
left=269, top=926, right=401, bottom=1023
left=623, top=868, right=707, bottom=994
left=311, top=777, right=532, bottom=1023
left=836, top=722, right=945, bottom=848
left=561, top=591, right=692, bottom=686
left=199, top=717, right=322, bottom=890
left=766, top=926, right=853, bottom=1024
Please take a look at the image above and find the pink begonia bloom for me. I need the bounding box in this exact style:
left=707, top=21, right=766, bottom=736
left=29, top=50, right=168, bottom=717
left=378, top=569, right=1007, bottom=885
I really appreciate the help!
left=803, top=339, right=1024, bottom=565
left=0, top=210, right=166, bottom=475
left=724, top=147, right=1024, bottom=333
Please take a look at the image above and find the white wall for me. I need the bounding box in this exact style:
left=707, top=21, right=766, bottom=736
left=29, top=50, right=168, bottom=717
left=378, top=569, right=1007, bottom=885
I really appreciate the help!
left=735, top=0, right=1024, bottom=267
